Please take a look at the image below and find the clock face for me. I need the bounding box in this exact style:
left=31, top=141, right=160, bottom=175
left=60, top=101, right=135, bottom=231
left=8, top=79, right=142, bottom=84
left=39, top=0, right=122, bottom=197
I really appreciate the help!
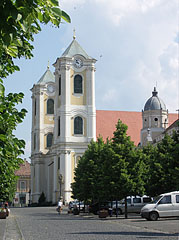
left=74, top=58, right=83, bottom=68
left=47, top=85, right=55, bottom=93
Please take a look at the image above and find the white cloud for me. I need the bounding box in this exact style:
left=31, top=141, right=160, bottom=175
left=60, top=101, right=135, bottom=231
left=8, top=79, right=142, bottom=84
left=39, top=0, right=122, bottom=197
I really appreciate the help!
left=159, top=42, right=178, bottom=79
left=60, top=0, right=85, bottom=10
left=102, top=88, right=118, bottom=104
left=94, top=0, right=162, bottom=25
left=159, top=41, right=179, bottom=112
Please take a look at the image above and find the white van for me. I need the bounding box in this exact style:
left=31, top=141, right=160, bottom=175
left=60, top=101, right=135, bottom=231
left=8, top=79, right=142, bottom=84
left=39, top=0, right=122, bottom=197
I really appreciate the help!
left=113, top=195, right=152, bottom=214
left=141, top=191, right=179, bottom=221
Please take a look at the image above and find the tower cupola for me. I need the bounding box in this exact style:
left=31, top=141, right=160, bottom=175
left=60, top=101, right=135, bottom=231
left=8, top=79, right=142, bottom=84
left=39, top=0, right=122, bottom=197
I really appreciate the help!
left=141, top=87, right=168, bottom=146
left=144, top=87, right=166, bottom=111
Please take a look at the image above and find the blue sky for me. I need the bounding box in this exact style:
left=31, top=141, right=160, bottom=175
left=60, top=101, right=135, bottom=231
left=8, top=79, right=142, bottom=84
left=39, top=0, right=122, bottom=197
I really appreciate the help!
left=4, top=0, right=179, bottom=160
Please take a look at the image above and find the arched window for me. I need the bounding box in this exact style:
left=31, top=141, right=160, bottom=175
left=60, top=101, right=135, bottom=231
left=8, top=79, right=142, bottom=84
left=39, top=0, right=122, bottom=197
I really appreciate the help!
left=47, top=99, right=54, bottom=114
left=74, top=75, right=82, bottom=94
left=47, top=133, right=53, bottom=147
left=74, top=116, right=83, bottom=135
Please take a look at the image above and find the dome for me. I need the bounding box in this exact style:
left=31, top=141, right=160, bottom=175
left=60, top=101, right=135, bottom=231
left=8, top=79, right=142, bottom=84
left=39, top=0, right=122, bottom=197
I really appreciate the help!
left=144, top=87, right=166, bottom=111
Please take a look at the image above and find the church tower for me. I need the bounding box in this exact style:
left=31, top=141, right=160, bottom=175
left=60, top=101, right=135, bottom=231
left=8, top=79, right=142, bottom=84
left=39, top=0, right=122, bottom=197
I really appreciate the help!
left=52, top=35, right=96, bottom=203
left=30, top=66, right=56, bottom=203
left=141, top=87, right=168, bottom=146
left=30, top=35, right=97, bottom=204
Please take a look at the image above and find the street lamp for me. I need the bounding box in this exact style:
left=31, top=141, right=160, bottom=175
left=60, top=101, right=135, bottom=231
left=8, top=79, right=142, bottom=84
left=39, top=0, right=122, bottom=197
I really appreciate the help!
left=58, top=174, right=63, bottom=200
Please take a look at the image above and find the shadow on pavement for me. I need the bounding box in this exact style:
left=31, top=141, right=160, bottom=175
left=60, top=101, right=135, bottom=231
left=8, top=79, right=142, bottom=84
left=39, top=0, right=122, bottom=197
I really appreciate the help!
left=67, top=231, right=179, bottom=238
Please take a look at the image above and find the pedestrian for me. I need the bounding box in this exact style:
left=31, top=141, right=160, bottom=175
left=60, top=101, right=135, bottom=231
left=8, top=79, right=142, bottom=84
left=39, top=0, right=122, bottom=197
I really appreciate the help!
left=57, top=199, right=63, bottom=214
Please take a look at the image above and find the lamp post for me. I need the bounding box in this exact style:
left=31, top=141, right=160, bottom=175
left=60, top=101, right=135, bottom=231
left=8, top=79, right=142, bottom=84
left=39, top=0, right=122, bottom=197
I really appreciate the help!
left=58, top=174, right=63, bottom=200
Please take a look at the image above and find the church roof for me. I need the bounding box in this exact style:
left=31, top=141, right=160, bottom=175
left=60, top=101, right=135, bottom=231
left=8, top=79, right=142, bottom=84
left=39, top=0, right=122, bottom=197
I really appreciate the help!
left=144, top=87, right=166, bottom=111
left=37, top=68, right=55, bottom=84
left=61, top=39, right=92, bottom=59
left=96, top=110, right=178, bottom=145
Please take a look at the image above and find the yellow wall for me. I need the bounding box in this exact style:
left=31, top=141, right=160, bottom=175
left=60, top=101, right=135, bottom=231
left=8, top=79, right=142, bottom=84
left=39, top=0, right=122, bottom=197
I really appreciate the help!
left=44, top=135, right=47, bottom=149
left=70, top=69, right=87, bottom=105
left=71, top=152, right=75, bottom=183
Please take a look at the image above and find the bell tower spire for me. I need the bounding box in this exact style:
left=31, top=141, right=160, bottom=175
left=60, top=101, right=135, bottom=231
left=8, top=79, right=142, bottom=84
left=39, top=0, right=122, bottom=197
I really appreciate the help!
left=73, top=28, right=76, bottom=40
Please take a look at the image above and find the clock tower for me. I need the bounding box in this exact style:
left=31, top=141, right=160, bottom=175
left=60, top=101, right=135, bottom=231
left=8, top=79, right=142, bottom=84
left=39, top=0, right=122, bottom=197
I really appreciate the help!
left=30, top=34, right=97, bottom=204
left=51, top=35, right=97, bottom=203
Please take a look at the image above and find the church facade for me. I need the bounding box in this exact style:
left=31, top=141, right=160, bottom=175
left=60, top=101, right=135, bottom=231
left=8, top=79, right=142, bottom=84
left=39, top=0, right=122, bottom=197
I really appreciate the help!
left=30, top=37, right=177, bottom=204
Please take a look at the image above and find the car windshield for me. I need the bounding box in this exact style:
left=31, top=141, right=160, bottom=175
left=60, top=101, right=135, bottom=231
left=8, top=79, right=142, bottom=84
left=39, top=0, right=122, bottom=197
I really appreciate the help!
left=151, top=195, right=162, bottom=204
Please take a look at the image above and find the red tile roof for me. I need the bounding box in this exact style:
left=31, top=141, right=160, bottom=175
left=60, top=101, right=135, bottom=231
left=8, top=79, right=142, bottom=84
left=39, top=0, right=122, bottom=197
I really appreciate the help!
left=96, top=110, right=178, bottom=145
left=15, top=160, right=31, bottom=176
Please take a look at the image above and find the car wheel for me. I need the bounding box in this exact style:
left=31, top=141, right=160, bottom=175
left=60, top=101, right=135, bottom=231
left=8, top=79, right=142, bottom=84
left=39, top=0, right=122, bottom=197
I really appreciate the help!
left=149, top=211, right=158, bottom=221
left=118, top=208, right=122, bottom=215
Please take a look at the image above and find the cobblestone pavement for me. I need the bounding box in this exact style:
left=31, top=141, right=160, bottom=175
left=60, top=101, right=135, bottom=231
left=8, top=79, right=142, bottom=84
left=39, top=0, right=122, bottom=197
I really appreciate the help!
left=3, top=207, right=179, bottom=240
left=0, top=218, right=6, bottom=240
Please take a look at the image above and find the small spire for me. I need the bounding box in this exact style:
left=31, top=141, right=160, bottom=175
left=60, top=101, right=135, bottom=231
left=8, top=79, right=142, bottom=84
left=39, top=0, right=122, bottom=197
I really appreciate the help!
left=47, top=60, right=50, bottom=70
left=73, top=28, right=76, bottom=40
left=152, top=87, right=158, bottom=96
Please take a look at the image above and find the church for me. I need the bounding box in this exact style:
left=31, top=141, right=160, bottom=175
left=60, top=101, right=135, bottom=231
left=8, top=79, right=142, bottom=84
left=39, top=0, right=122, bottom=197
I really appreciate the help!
left=30, top=35, right=178, bottom=204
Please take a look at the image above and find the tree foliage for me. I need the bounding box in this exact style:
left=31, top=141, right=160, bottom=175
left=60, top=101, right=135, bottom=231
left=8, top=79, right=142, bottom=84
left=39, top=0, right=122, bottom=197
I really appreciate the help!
left=143, top=130, right=179, bottom=197
left=0, top=92, right=27, bottom=201
left=72, top=120, right=145, bottom=208
left=0, top=0, right=70, bottom=201
left=0, top=0, right=70, bottom=84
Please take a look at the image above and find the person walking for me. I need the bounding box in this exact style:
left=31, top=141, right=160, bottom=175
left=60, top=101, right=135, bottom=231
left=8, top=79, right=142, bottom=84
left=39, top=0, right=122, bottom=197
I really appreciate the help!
left=57, top=199, right=63, bottom=214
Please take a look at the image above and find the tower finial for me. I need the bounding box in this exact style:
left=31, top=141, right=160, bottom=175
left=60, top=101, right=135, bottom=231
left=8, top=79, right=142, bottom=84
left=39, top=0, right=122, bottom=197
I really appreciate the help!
left=47, top=60, right=50, bottom=69
left=73, top=28, right=76, bottom=40
left=152, top=87, right=158, bottom=96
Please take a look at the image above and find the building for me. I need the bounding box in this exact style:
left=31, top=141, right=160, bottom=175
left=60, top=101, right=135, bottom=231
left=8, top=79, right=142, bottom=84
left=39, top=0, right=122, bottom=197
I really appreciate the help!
left=30, top=36, right=178, bottom=204
left=14, top=160, right=31, bottom=206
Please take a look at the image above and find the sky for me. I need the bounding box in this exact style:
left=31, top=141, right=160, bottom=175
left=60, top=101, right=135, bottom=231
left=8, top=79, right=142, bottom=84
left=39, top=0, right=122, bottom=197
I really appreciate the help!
left=4, top=0, right=179, bottom=161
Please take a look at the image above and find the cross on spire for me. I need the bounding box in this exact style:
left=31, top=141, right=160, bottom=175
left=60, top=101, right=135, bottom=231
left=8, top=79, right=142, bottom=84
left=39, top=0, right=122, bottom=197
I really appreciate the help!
left=73, top=28, right=76, bottom=40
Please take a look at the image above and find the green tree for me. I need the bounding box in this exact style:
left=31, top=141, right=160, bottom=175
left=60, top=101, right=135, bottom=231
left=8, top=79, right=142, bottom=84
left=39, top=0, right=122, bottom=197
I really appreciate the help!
left=0, top=92, right=27, bottom=201
left=72, top=138, right=106, bottom=204
left=0, top=0, right=70, bottom=84
left=72, top=120, right=145, bottom=218
left=143, top=131, right=179, bottom=197
left=0, top=0, right=70, bottom=201
left=111, top=120, right=145, bottom=217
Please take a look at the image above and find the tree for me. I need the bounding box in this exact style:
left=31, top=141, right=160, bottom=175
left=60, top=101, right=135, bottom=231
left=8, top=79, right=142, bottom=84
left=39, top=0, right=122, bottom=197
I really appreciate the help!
left=0, top=0, right=70, bottom=201
left=0, top=0, right=70, bottom=85
left=38, top=192, right=46, bottom=205
left=143, top=130, right=179, bottom=197
left=0, top=92, right=27, bottom=201
left=72, top=120, right=145, bottom=218
left=111, top=120, right=145, bottom=218
left=72, top=138, right=106, bottom=204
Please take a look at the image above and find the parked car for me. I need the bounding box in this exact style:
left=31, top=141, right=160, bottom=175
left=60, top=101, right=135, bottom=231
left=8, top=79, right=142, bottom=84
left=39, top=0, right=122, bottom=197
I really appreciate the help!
left=89, top=202, right=110, bottom=215
left=113, top=196, right=152, bottom=214
left=141, top=191, right=179, bottom=221
left=68, top=200, right=85, bottom=212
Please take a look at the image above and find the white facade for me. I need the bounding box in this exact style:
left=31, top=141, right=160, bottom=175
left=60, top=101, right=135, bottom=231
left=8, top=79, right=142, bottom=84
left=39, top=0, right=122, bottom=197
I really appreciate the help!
left=30, top=37, right=96, bottom=204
